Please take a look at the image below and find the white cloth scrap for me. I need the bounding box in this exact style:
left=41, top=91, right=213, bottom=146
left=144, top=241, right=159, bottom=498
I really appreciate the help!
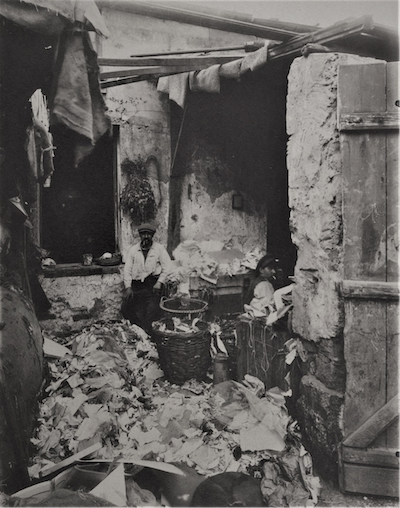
left=157, top=72, right=189, bottom=108
left=189, top=64, right=221, bottom=93
left=239, top=44, right=269, bottom=74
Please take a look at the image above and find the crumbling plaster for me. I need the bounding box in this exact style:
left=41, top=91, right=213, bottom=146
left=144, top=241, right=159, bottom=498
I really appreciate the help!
left=287, top=52, right=376, bottom=343
left=180, top=173, right=267, bottom=251
left=40, top=272, right=123, bottom=335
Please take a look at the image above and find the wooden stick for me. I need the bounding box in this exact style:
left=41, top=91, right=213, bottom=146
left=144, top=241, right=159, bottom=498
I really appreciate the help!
left=39, top=442, right=103, bottom=477
left=98, top=54, right=244, bottom=67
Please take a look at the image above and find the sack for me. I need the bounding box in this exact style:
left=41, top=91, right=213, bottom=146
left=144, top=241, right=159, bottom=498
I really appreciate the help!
left=191, top=472, right=264, bottom=507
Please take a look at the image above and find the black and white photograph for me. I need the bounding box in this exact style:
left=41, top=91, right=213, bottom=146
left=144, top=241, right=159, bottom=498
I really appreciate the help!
left=0, top=0, right=398, bottom=505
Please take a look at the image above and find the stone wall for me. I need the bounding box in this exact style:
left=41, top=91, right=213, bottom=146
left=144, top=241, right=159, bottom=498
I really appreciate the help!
left=39, top=271, right=123, bottom=336
left=286, top=52, right=375, bottom=478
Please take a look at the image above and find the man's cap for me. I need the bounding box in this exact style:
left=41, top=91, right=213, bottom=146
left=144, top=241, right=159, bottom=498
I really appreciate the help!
left=263, top=254, right=277, bottom=267
left=138, top=223, right=156, bottom=233
left=257, top=253, right=277, bottom=270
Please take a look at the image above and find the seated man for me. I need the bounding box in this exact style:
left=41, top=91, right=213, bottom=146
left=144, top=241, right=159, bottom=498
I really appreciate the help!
left=121, top=223, right=171, bottom=334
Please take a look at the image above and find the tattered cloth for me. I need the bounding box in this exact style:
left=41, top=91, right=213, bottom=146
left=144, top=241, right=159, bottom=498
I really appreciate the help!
left=157, top=44, right=269, bottom=108
left=0, top=0, right=111, bottom=166
left=0, top=0, right=109, bottom=36
left=49, top=30, right=111, bottom=165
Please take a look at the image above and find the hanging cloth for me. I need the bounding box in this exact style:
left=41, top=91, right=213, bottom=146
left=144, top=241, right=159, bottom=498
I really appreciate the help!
left=157, top=43, right=269, bottom=108
left=49, top=30, right=111, bottom=165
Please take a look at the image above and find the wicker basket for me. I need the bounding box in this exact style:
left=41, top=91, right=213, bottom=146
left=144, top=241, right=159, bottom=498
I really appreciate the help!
left=159, top=296, right=208, bottom=319
left=152, top=318, right=211, bottom=385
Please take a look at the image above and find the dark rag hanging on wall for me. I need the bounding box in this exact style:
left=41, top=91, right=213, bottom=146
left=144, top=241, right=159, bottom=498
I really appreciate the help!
left=50, top=30, right=111, bottom=166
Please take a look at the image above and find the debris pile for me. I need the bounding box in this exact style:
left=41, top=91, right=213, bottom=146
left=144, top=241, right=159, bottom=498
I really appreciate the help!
left=167, top=242, right=263, bottom=293
left=153, top=317, right=205, bottom=335
left=28, top=320, right=320, bottom=506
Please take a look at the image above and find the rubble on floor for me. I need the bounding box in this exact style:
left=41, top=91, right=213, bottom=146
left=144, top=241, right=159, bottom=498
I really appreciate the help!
left=26, top=319, right=321, bottom=506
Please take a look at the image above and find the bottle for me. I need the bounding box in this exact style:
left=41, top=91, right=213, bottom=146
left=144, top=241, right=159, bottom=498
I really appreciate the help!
left=213, top=353, right=230, bottom=385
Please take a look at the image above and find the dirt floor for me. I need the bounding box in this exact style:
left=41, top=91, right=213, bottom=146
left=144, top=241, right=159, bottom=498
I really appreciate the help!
left=317, top=478, right=399, bottom=507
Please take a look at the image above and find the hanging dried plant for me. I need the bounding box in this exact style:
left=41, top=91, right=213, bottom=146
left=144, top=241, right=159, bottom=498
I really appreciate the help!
left=120, top=157, right=156, bottom=224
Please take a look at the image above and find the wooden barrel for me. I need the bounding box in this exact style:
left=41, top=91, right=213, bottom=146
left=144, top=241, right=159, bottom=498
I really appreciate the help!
left=0, top=287, right=43, bottom=494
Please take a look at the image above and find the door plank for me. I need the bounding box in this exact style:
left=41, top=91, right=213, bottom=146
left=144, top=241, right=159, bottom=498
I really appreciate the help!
left=338, top=63, right=386, bottom=115
left=338, top=112, right=400, bottom=130
left=385, top=62, right=399, bottom=448
left=343, top=395, right=398, bottom=447
left=339, top=63, right=387, bottom=281
left=339, top=61, right=399, bottom=495
left=340, top=463, right=399, bottom=498
left=340, top=62, right=389, bottom=441
left=343, top=300, right=387, bottom=438
left=341, top=133, right=387, bottom=280
left=341, top=445, right=399, bottom=468
left=341, top=280, right=399, bottom=299
left=386, top=63, right=399, bottom=282
left=386, top=302, right=399, bottom=447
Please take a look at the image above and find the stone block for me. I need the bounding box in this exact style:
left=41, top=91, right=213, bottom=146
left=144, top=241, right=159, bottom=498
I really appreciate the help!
left=314, top=336, right=346, bottom=392
left=287, top=53, right=372, bottom=343
left=296, top=375, right=344, bottom=479
left=40, top=273, right=123, bottom=333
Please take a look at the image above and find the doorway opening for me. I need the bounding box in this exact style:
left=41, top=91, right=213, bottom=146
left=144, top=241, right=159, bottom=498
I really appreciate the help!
left=168, top=59, right=296, bottom=278
left=41, top=127, right=118, bottom=264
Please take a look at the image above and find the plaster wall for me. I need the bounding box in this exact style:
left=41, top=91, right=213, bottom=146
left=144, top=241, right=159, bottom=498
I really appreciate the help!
left=180, top=172, right=267, bottom=251
left=286, top=52, right=377, bottom=477
left=38, top=12, right=271, bottom=329
left=169, top=61, right=290, bottom=256
left=98, top=9, right=259, bottom=258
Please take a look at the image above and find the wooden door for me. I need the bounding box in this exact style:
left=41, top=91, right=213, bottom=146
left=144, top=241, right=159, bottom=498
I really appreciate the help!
left=338, top=62, right=399, bottom=497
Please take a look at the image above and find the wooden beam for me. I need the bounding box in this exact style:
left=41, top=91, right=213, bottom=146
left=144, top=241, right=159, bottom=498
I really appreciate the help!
left=100, top=62, right=219, bottom=79
left=98, top=55, right=244, bottom=67
left=129, top=41, right=264, bottom=57
left=101, top=67, right=160, bottom=79
left=341, top=445, right=399, bottom=469
left=99, top=16, right=386, bottom=90
left=99, top=16, right=372, bottom=70
left=43, top=263, right=120, bottom=277
left=39, top=442, right=103, bottom=477
left=339, top=112, right=400, bottom=130
left=268, top=16, right=374, bottom=61
left=341, top=280, right=400, bottom=300
left=343, top=396, right=399, bottom=448
left=101, top=74, right=169, bottom=88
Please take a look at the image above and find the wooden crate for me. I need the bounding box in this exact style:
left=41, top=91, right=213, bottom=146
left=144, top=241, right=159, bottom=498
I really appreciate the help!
left=189, top=274, right=250, bottom=316
left=220, top=318, right=239, bottom=380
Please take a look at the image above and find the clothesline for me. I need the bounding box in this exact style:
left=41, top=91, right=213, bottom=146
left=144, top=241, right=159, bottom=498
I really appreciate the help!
left=156, top=44, right=269, bottom=108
